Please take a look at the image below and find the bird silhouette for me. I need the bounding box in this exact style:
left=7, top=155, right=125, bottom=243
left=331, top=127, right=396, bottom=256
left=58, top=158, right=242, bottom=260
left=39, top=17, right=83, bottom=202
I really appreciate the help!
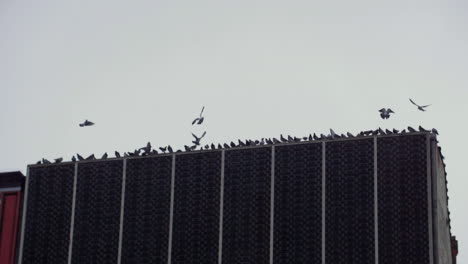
left=280, top=134, right=288, bottom=143
left=85, top=154, right=95, bottom=160
left=409, top=98, right=431, bottom=111
left=408, top=126, right=417, bottom=133
left=77, top=154, right=84, bottom=161
left=139, top=142, right=152, bottom=154
left=211, top=143, right=216, bottom=150
left=115, top=151, right=121, bottom=158
left=191, top=131, right=207, bottom=145
left=159, top=147, right=167, bottom=153
left=42, top=158, right=51, bottom=164
left=79, top=120, right=95, bottom=127
left=167, top=146, right=173, bottom=153
left=71, top=156, right=77, bottom=162
left=54, top=157, right=63, bottom=163
left=347, top=132, right=355, bottom=137
left=192, top=106, right=205, bottom=125
left=432, top=128, right=439, bottom=135
left=419, top=126, right=429, bottom=132
left=101, top=153, right=108, bottom=159
left=223, top=143, right=230, bottom=148
left=379, top=108, right=395, bottom=119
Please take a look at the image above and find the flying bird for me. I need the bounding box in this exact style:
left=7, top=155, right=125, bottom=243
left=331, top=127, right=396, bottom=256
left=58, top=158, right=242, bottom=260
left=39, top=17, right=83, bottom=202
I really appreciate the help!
left=379, top=108, right=395, bottom=119
left=79, top=120, right=95, bottom=127
left=192, top=106, right=205, bottom=125
left=191, top=131, right=207, bottom=146
left=409, top=98, right=431, bottom=111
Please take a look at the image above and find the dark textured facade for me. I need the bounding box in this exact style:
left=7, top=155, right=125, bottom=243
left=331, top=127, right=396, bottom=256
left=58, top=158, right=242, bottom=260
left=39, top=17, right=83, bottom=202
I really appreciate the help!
left=17, top=132, right=454, bottom=264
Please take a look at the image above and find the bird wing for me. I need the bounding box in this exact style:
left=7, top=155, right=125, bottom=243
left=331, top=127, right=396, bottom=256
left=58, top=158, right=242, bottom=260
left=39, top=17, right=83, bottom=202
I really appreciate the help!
left=201, top=131, right=206, bottom=138
left=199, top=106, right=205, bottom=117
left=192, top=118, right=199, bottom=125
left=409, top=98, right=419, bottom=106
left=388, top=109, right=395, bottom=113
left=421, top=104, right=431, bottom=108
left=378, top=108, right=385, bottom=112
left=88, top=121, right=95, bottom=125
left=191, top=132, right=198, bottom=139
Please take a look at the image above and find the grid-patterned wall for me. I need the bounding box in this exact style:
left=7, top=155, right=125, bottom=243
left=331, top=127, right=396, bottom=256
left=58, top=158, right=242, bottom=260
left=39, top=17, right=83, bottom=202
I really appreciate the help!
left=19, top=134, right=437, bottom=264
left=71, top=160, right=123, bottom=264
left=22, top=164, right=74, bottom=264
left=121, top=156, right=172, bottom=264
left=377, top=135, right=429, bottom=264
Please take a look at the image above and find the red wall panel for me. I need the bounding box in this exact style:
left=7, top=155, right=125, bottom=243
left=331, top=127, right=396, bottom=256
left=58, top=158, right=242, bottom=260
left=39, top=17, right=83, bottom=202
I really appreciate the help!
left=0, top=192, right=21, bottom=264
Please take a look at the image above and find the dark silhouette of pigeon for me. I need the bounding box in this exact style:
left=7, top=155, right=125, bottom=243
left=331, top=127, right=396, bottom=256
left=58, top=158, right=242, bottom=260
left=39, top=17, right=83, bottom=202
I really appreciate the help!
left=151, top=149, right=158, bottom=155
left=287, top=135, right=294, bottom=142
left=167, top=146, right=173, bottom=153
left=101, top=153, right=108, bottom=159
left=184, top=145, right=192, bottom=151
left=85, top=154, right=95, bottom=160
left=273, top=138, right=281, bottom=144
left=223, top=143, right=230, bottom=148
left=392, top=128, right=399, bottom=133
left=230, top=142, right=236, bottom=148
left=378, top=128, right=385, bottom=135
left=77, top=154, right=84, bottom=161
left=280, top=134, right=288, bottom=143
left=159, top=147, right=167, bottom=153
left=379, top=108, right=395, bottom=119
left=308, top=134, right=313, bottom=141
left=259, top=138, right=265, bottom=145
left=192, top=106, right=205, bottom=125
left=192, top=131, right=206, bottom=146
left=358, top=131, right=365, bottom=137
left=124, top=153, right=129, bottom=157
left=211, top=144, right=216, bottom=150
left=42, top=158, right=51, bottom=164
left=347, top=132, right=355, bottom=137
left=432, top=128, right=439, bottom=135
left=54, top=157, right=63, bottom=163
left=330, top=129, right=338, bottom=139
left=419, top=126, right=429, bottom=132
left=79, top=119, right=95, bottom=127
left=408, top=126, right=417, bottom=133
left=303, top=136, right=308, bottom=141
left=293, top=136, right=301, bottom=142
left=36, top=160, right=41, bottom=164
left=313, top=133, right=319, bottom=140
left=409, top=98, right=431, bottom=111
left=385, top=129, right=393, bottom=134
left=139, top=142, right=152, bottom=154
left=266, top=138, right=273, bottom=144
left=115, top=151, right=121, bottom=158
left=71, top=156, right=76, bottom=162
left=401, top=129, right=407, bottom=133
left=238, top=140, right=246, bottom=147
left=218, top=143, right=223, bottom=149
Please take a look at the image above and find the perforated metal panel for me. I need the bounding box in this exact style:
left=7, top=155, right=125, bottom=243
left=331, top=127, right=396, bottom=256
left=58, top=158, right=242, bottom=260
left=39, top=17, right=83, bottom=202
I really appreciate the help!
left=378, top=135, right=429, bottom=264
left=121, top=156, right=172, bottom=264
left=223, top=147, right=271, bottom=264
left=171, top=152, right=221, bottom=264
left=21, top=165, right=74, bottom=264
left=71, top=161, right=123, bottom=264
left=325, top=139, right=375, bottom=264
left=274, top=143, right=322, bottom=264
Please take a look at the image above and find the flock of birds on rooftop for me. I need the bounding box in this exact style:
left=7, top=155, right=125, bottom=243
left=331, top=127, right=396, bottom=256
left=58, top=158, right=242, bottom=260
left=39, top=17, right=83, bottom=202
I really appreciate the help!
left=36, top=98, right=437, bottom=165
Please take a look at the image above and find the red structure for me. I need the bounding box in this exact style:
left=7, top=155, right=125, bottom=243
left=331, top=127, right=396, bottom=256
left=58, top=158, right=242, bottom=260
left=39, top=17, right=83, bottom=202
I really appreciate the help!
left=0, top=171, right=25, bottom=264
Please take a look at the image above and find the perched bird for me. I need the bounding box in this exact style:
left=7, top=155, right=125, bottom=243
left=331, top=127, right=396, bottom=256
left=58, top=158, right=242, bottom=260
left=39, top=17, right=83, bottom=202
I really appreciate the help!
left=308, top=134, right=313, bottom=141
left=418, top=126, right=429, bottom=132
left=223, top=143, right=230, bottom=148
left=192, top=106, right=205, bottom=125
left=204, top=144, right=210, bottom=150
left=293, top=136, right=301, bottom=142
left=401, top=129, right=407, bottom=133
left=288, top=135, right=294, bottom=142
left=266, top=138, right=273, bottom=144
left=409, top=98, right=431, bottom=111
left=273, top=138, right=281, bottom=144
left=184, top=145, right=192, bottom=151
left=211, top=144, right=216, bottom=150
left=330, top=129, right=338, bottom=139
left=54, top=157, right=63, bottom=163
left=101, top=153, right=108, bottom=159
left=151, top=149, right=159, bottom=155
left=378, top=127, right=386, bottom=135
left=191, top=131, right=207, bottom=146
left=115, top=151, right=121, bottom=158
left=238, top=140, right=246, bottom=147
left=432, top=128, right=439, bottom=135
left=230, top=142, right=236, bottom=148
left=347, top=132, right=355, bottom=137
left=385, top=129, right=393, bottom=134
left=85, top=154, right=95, bottom=160
left=159, top=147, right=167, bottom=153
left=79, top=119, right=95, bottom=127
left=313, top=133, right=319, bottom=140
left=280, top=134, right=288, bottom=143
left=218, top=143, right=223, bottom=149
left=139, top=142, right=152, bottom=154
left=259, top=138, right=265, bottom=145
left=36, top=160, right=41, bottom=164
left=303, top=136, right=308, bottom=141
left=71, top=156, right=77, bottom=162
left=407, top=126, right=417, bottom=133
left=167, top=146, right=173, bottom=153
left=379, top=108, right=395, bottom=119
left=77, top=154, right=84, bottom=161
left=42, top=158, right=51, bottom=164
left=392, top=128, right=400, bottom=134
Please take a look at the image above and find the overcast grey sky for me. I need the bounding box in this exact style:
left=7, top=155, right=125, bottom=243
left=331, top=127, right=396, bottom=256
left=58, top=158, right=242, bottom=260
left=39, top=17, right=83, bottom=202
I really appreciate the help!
left=1, top=0, right=466, bottom=261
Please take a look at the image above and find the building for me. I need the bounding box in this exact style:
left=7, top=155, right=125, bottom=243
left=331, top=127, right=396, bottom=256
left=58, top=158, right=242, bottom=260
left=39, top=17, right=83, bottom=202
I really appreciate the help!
left=17, top=131, right=455, bottom=264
